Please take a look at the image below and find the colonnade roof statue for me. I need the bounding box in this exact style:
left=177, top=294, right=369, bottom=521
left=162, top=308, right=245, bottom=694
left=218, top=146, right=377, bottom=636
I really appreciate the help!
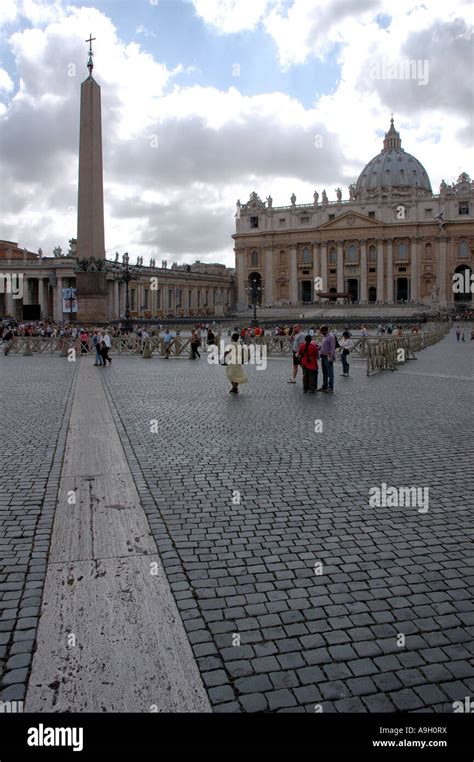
left=354, top=118, right=432, bottom=198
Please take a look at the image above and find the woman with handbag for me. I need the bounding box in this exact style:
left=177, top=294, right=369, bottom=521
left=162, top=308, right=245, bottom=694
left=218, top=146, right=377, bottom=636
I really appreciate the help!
left=224, top=332, right=248, bottom=394
left=339, top=330, right=354, bottom=377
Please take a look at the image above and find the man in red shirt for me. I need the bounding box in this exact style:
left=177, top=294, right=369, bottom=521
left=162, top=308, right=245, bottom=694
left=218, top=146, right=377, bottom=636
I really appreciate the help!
left=298, top=334, right=319, bottom=393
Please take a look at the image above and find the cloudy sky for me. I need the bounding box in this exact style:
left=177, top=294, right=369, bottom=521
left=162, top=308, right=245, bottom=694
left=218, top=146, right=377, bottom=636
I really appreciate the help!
left=0, top=0, right=472, bottom=266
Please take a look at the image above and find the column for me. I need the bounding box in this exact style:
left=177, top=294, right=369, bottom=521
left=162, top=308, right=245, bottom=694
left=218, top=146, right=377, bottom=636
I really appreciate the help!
left=360, top=240, right=367, bottom=303
left=386, top=239, right=394, bottom=303
left=376, top=240, right=384, bottom=303
left=39, top=278, right=47, bottom=318
left=312, top=243, right=319, bottom=300
left=5, top=288, right=14, bottom=317
left=337, top=241, right=344, bottom=303
left=22, top=278, right=30, bottom=305
left=113, top=280, right=119, bottom=318
left=410, top=239, right=418, bottom=302
left=438, top=237, right=447, bottom=307
left=56, top=276, right=63, bottom=321
left=320, top=243, right=328, bottom=297
left=236, top=250, right=246, bottom=309
left=265, top=249, right=273, bottom=306
left=289, top=245, right=298, bottom=304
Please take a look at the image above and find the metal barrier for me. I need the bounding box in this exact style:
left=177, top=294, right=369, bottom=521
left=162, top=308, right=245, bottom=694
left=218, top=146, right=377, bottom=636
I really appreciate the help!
left=366, top=324, right=450, bottom=376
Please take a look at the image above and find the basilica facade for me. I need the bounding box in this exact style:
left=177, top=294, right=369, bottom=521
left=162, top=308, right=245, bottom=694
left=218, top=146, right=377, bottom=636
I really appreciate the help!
left=233, top=120, right=474, bottom=311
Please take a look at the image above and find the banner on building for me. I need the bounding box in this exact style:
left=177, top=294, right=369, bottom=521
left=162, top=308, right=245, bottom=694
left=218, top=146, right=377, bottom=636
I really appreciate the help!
left=63, top=287, right=77, bottom=313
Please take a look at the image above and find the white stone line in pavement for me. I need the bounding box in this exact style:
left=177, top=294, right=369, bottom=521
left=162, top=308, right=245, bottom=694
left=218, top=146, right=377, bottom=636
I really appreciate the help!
left=26, top=360, right=211, bottom=713
left=398, top=371, right=474, bottom=382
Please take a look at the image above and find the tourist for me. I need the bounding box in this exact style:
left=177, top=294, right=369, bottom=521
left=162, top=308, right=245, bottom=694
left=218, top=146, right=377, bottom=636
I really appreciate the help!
left=190, top=331, right=201, bottom=359
left=163, top=328, right=172, bottom=358
left=80, top=329, right=89, bottom=354
left=339, top=330, right=354, bottom=377
left=92, top=329, right=102, bottom=366
left=462, top=330, right=465, bottom=342
left=288, top=324, right=306, bottom=384
left=319, top=324, right=336, bottom=393
left=456, top=327, right=461, bottom=342
left=207, top=328, right=216, bottom=346
left=298, top=334, right=319, bottom=393
left=3, top=327, right=14, bottom=355
left=224, top=332, right=248, bottom=394
left=361, top=325, right=369, bottom=337
left=100, top=330, right=112, bottom=366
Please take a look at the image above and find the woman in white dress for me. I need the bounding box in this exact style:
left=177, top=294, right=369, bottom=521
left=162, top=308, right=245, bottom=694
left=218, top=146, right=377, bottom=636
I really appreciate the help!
left=224, top=332, right=248, bottom=394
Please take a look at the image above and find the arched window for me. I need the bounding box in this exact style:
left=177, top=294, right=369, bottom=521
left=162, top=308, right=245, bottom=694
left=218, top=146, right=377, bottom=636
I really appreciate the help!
left=368, top=245, right=376, bottom=262
left=251, top=251, right=259, bottom=267
left=302, top=247, right=311, bottom=264
left=397, top=242, right=407, bottom=260
left=459, top=241, right=469, bottom=258
left=347, top=244, right=357, bottom=262
left=329, top=248, right=337, bottom=265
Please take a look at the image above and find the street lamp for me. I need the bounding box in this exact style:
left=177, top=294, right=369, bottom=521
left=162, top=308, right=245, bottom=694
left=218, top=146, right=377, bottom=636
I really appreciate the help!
left=64, top=286, right=76, bottom=322
left=246, top=277, right=263, bottom=326
left=112, top=252, right=142, bottom=334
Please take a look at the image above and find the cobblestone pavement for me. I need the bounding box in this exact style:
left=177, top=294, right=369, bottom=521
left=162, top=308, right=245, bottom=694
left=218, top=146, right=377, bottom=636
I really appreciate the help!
left=0, top=357, right=76, bottom=701
left=100, top=327, right=473, bottom=713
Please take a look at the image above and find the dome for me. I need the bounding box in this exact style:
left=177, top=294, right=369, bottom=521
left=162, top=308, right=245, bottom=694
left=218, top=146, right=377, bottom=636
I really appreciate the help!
left=354, top=119, right=432, bottom=197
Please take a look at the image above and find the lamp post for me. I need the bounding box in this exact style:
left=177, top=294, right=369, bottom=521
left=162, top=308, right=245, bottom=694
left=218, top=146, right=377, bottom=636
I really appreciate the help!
left=112, top=252, right=142, bottom=334
left=247, top=277, right=263, bottom=326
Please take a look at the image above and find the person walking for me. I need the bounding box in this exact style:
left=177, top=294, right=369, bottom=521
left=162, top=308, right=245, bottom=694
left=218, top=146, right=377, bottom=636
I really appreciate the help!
left=207, top=328, right=216, bottom=347
left=319, top=324, right=336, bottom=393
left=224, top=332, right=248, bottom=394
left=163, top=328, right=172, bottom=358
left=190, top=331, right=201, bottom=359
left=3, top=327, right=14, bottom=355
left=339, top=330, right=354, bottom=377
left=99, top=330, right=112, bottom=367
left=79, top=329, right=89, bottom=354
left=288, top=324, right=305, bottom=384
left=456, top=327, right=461, bottom=342
left=92, top=329, right=103, bottom=366
left=298, top=334, right=319, bottom=393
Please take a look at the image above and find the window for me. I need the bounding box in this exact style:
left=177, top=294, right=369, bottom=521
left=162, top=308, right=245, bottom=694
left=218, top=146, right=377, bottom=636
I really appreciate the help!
left=300, top=216, right=310, bottom=224
left=279, top=250, right=286, bottom=266
left=424, top=208, right=433, bottom=218
left=130, top=289, right=136, bottom=310
left=302, top=248, right=311, bottom=264
left=459, top=202, right=469, bottom=215
left=329, top=248, right=337, bottom=264
left=369, top=267, right=376, bottom=273
left=279, top=218, right=286, bottom=227
left=458, top=241, right=469, bottom=258
left=250, top=216, right=259, bottom=228
left=329, top=269, right=336, bottom=274
left=197, top=291, right=201, bottom=308
left=157, top=289, right=161, bottom=309
left=204, top=289, right=208, bottom=306
left=397, top=242, right=407, bottom=260
left=368, top=211, right=375, bottom=218
left=347, top=244, right=357, bottom=263
left=368, top=245, right=376, bottom=262
left=328, top=214, right=335, bottom=221
left=398, top=267, right=407, bottom=272
left=424, top=243, right=432, bottom=259
left=144, top=289, right=149, bottom=309
left=168, top=289, right=173, bottom=309
left=189, top=290, right=193, bottom=308
left=251, top=250, right=259, bottom=267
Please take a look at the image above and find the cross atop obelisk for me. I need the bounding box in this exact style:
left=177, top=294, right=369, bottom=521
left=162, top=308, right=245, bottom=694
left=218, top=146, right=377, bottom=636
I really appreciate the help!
left=86, top=33, right=96, bottom=76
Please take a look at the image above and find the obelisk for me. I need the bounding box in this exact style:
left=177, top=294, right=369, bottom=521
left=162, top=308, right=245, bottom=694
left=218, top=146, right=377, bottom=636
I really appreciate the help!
left=75, top=34, right=108, bottom=323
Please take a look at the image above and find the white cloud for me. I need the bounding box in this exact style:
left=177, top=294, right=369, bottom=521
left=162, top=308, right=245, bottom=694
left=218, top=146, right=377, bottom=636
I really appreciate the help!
left=192, top=0, right=272, bottom=34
